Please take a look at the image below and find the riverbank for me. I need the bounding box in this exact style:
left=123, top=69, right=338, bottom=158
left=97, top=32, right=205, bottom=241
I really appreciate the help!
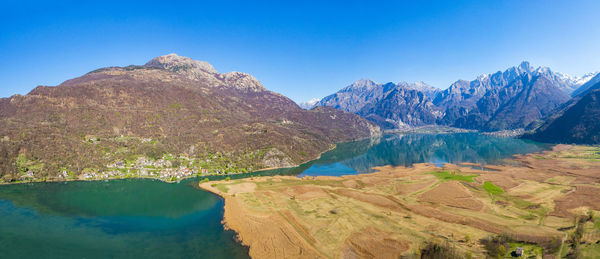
left=200, top=145, right=600, bottom=258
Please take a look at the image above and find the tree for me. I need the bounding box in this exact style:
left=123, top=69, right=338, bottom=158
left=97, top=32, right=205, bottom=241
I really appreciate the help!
left=171, top=159, right=181, bottom=168
left=497, top=245, right=506, bottom=258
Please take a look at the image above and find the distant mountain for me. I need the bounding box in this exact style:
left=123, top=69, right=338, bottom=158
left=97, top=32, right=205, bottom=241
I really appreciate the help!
left=537, top=73, right=600, bottom=130
left=534, top=69, right=597, bottom=95
left=436, top=62, right=572, bottom=131
left=571, top=73, right=600, bottom=97
left=316, top=79, right=389, bottom=113
left=433, top=75, right=500, bottom=125
left=526, top=82, right=600, bottom=144
left=297, top=98, right=321, bottom=110
left=357, top=86, right=442, bottom=129
left=318, top=61, right=587, bottom=132
left=0, top=54, right=380, bottom=181
left=453, top=73, right=570, bottom=131
left=316, top=79, right=442, bottom=129
left=396, top=81, right=441, bottom=99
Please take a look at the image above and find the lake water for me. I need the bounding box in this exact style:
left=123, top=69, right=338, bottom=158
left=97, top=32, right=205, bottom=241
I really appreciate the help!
left=255, top=133, right=550, bottom=178
left=0, top=179, right=250, bottom=259
left=0, top=133, right=550, bottom=258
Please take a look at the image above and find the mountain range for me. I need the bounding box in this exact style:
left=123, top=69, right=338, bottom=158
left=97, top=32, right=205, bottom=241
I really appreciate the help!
left=313, top=62, right=598, bottom=133
left=0, top=54, right=380, bottom=181
left=526, top=74, right=600, bottom=144
left=314, top=80, right=442, bottom=129
left=2, top=55, right=598, bottom=181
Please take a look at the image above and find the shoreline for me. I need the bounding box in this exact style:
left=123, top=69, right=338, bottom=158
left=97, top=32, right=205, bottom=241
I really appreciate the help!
left=0, top=140, right=343, bottom=186
left=0, top=175, right=200, bottom=186
left=199, top=144, right=600, bottom=258
left=1, top=132, right=564, bottom=187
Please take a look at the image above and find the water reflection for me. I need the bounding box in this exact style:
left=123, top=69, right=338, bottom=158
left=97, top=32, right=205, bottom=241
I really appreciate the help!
left=245, top=133, right=549, bottom=178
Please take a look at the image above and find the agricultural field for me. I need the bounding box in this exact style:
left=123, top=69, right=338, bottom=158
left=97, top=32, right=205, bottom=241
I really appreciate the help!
left=201, top=145, right=600, bottom=258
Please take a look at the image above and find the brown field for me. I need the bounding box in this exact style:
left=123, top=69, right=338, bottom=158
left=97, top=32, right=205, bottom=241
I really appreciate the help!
left=200, top=145, right=600, bottom=258
left=552, top=185, right=600, bottom=217
left=418, top=181, right=484, bottom=211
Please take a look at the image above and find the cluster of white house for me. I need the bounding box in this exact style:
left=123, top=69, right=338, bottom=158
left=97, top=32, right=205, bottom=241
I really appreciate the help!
left=78, top=166, right=199, bottom=181
left=17, top=155, right=237, bottom=182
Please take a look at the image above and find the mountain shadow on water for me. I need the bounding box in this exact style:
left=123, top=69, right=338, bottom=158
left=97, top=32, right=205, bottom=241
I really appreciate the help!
left=245, top=133, right=550, bottom=178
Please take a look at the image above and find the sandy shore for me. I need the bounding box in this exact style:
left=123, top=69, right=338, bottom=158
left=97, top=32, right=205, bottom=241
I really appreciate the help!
left=200, top=145, right=600, bottom=258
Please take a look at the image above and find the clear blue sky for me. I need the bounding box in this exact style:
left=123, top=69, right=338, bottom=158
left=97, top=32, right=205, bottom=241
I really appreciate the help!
left=1, top=0, right=599, bottom=102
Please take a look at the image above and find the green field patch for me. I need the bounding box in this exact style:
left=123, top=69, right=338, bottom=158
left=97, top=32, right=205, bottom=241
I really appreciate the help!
left=483, top=181, right=504, bottom=195
left=430, top=171, right=477, bottom=182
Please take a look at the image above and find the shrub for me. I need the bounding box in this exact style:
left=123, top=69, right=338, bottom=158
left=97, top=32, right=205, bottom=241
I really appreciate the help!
left=587, top=210, right=595, bottom=222
left=497, top=245, right=506, bottom=257
left=171, top=160, right=181, bottom=168
left=481, top=234, right=511, bottom=258
left=544, top=236, right=561, bottom=254
left=420, top=242, right=463, bottom=259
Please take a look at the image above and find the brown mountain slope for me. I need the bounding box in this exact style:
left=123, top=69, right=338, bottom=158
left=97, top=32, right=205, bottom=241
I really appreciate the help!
left=0, top=54, right=379, bottom=181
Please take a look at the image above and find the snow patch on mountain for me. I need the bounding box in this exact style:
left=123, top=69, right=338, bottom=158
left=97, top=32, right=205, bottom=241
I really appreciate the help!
left=297, top=98, right=321, bottom=109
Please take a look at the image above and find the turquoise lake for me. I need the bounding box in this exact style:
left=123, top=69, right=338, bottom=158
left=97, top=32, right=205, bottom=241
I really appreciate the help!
left=0, top=133, right=550, bottom=258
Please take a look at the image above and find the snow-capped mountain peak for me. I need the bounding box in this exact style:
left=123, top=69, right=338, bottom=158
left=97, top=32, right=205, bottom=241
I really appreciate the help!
left=297, top=98, right=321, bottom=109
left=575, top=72, right=599, bottom=85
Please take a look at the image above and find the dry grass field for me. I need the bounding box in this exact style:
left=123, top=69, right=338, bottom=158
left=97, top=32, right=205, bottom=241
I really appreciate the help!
left=200, top=145, right=600, bottom=258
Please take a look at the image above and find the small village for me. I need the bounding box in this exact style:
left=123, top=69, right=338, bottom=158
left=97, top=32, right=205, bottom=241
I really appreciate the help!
left=13, top=154, right=245, bottom=183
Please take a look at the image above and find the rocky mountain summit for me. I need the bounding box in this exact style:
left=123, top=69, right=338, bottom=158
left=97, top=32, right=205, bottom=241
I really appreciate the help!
left=434, top=62, right=574, bottom=129
left=571, top=72, right=600, bottom=97
left=144, top=53, right=266, bottom=92
left=318, top=62, right=593, bottom=132
left=316, top=79, right=442, bottom=129
left=357, top=85, right=441, bottom=129
left=457, top=75, right=570, bottom=130
left=297, top=98, right=321, bottom=110
left=0, top=54, right=380, bottom=181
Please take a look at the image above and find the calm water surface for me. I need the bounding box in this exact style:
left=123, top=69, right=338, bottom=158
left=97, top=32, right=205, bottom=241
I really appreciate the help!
left=0, top=133, right=550, bottom=258
left=262, top=133, right=551, bottom=177
left=0, top=179, right=250, bottom=259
